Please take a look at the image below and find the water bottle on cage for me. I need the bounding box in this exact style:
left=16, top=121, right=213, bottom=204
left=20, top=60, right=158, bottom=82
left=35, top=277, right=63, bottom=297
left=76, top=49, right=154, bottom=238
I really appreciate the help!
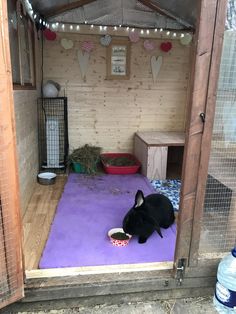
left=213, top=247, right=236, bottom=313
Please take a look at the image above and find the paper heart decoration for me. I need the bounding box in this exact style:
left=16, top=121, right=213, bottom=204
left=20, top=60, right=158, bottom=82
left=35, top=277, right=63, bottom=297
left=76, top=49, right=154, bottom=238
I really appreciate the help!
left=61, top=38, right=74, bottom=50
left=81, top=41, right=94, bottom=53
left=160, top=42, right=172, bottom=52
left=180, top=33, right=192, bottom=46
left=43, top=28, right=57, bottom=41
left=129, top=31, right=140, bottom=43
left=77, top=49, right=90, bottom=81
left=144, top=40, right=155, bottom=51
left=100, top=35, right=112, bottom=46
left=151, top=56, right=163, bottom=83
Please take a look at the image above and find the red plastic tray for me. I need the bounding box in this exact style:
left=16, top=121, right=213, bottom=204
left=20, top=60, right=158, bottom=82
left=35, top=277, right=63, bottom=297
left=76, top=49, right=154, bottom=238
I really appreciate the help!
left=101, top=153, right=141, bottom=175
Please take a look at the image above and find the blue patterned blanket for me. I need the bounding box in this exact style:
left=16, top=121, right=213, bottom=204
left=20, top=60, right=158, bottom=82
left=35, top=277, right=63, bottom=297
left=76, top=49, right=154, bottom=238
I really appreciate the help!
left=151, top=179, right=181, bottom=211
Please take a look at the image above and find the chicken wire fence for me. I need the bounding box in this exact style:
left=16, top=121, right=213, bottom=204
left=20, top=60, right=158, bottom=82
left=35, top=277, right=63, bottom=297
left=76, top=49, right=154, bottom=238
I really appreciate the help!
left=0, top=122, right=23, bottom=304
left=199, top=30, right=236, bottom=254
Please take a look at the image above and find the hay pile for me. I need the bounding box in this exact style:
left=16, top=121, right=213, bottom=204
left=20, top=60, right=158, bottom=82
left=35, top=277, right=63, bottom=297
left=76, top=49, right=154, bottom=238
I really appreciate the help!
left=68, top=144, right=101, bottom=174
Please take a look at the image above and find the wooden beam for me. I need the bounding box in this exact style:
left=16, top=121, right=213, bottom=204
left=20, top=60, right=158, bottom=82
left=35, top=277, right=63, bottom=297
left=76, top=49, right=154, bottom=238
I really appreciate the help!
left=138, top=0, right=193, bottom=29
left=174, top=0, right=227, bottom=269
left=45, top=0, right=97, bottom=18
left=23, top=273, right=216, bottom=303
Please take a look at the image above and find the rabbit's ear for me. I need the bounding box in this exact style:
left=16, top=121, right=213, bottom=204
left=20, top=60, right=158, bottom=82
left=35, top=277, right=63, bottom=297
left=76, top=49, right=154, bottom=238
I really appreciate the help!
left=134, top=190, right=145, bottom=208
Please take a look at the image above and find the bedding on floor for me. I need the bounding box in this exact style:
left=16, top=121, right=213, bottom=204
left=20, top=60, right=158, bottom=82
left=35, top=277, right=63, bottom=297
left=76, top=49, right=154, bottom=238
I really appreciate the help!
left=39, top=174, right=176, bottom=268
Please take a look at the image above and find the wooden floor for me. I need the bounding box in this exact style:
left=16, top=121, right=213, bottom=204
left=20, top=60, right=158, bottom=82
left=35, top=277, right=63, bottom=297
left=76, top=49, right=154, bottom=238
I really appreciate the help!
left=22, top=175, right=67, bottom=270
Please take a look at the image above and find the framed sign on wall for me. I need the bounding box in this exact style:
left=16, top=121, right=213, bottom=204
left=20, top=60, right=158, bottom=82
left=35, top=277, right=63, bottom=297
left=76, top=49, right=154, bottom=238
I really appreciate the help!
left=106, top=40, right=131, bottom=80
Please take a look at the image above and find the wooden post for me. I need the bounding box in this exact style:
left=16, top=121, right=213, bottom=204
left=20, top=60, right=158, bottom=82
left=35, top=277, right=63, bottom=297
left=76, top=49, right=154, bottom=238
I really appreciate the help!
left=0, top=0, right=24, bottom=308
left=188, top=0, right=228, bottom=266
left=174, top=0, right=228, bottom=268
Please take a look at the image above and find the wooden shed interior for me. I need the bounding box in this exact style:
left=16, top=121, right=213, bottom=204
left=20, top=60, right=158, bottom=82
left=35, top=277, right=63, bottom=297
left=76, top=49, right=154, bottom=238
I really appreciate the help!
left=10, top=0, right=196, bottom=272
left=0, top=0, right=236, bottom=310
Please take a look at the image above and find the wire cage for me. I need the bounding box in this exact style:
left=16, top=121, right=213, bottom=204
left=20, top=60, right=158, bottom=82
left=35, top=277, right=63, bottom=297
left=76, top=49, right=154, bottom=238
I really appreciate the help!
left=37, top=97, right=69, bottom=173
left=199, top=30, right=236, bottom=255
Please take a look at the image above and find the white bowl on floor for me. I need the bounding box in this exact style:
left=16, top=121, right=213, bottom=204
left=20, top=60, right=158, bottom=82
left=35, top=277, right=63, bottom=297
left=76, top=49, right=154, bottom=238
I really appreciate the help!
left=108, top=228, right=132, bottom=247
left=37, top=172, right=57, bottom=185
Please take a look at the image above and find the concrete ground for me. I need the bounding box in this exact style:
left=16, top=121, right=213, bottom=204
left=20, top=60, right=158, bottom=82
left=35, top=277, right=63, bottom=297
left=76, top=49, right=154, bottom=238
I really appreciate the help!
left=5, top=297, right=217, bottom=314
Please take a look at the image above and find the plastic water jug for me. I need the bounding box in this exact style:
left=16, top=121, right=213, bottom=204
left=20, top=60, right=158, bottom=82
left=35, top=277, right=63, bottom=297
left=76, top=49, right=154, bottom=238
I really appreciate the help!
left=213, top=247, right=236, bottom=313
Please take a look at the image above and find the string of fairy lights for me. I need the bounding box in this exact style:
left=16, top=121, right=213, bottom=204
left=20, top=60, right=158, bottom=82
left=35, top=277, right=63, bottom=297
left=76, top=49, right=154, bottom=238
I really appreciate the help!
left=23, top=0, right=191, bottom=39
left=50, top=22, right=188, bottom=38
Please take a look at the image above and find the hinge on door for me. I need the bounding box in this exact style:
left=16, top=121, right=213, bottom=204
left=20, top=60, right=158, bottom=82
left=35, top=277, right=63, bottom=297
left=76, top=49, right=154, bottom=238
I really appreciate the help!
left=176, top=258, right=187, bottom=286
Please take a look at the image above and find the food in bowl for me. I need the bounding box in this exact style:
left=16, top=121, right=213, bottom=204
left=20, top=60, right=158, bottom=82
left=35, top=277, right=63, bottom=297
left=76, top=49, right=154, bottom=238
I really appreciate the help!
left=108, top=228, right=132, bottom=247
left=111, top=232, right=130, bottom=240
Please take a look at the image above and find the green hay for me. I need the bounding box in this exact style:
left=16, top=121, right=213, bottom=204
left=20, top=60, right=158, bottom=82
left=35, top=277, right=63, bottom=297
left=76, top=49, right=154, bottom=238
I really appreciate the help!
left=102, top=156, right=136, bottom=166
left=68, top=144, right=101, bottom=175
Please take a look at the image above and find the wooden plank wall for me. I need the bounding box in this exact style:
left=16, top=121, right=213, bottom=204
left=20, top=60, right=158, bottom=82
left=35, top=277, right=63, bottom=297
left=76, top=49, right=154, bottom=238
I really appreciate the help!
left=13, top=90, right=39, bottom=214
left=12, top=33, right=42, bottom=215
left=43, top=33, right=191, bottom=152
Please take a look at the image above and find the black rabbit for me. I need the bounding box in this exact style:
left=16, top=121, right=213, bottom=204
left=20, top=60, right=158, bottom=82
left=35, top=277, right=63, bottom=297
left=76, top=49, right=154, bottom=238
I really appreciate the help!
left=122, top=190, right=175, bottom=244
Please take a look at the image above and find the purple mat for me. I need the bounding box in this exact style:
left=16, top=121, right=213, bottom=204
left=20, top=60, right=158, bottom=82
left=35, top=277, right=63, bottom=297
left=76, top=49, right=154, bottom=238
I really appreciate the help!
left=39, top=174, right=176, bottom=268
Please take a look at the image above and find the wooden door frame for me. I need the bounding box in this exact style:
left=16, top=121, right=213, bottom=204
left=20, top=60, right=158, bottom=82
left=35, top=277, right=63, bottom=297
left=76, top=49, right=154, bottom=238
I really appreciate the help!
left=20, top=0, right=228, bottom=303
left=174, top=0, right=228, bottom=271
left=0, top=0, right=24, bottom=309
left=0, top=0, right=228, bottom=310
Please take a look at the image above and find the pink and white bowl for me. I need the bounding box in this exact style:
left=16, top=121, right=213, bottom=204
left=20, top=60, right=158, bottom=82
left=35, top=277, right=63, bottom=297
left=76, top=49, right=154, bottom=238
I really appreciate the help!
left=108, top=228, right=132, bottom=247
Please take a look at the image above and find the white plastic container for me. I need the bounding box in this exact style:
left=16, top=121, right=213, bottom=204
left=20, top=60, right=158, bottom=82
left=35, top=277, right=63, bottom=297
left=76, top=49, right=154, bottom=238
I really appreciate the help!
left=213, top=247, right=236, bottom=313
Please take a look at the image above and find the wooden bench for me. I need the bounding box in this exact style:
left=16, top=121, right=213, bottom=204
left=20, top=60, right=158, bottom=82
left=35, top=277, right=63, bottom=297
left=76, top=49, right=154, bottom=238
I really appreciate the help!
left=134, top=131, right=185, bottom=180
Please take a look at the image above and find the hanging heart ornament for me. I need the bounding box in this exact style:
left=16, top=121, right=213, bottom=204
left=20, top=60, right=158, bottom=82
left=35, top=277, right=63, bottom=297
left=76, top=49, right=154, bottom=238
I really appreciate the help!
left=100, top=34, right=112, bottom=46
left=144, top=40, right=156, bottom=51
left=180, top=33, right=193, bottom=46
left=43, top=28, right=57, bottom=41
left=129, top=31, right=140, bottom=43
left=151, top=56, right=163, bottom=83
left=81, top=41, right=95, bottom=53
left=61, top=38, right=74, bottom=50
left=160, top=42, right=172, bottom=52
left=77, top=49, right=90, bottom=81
